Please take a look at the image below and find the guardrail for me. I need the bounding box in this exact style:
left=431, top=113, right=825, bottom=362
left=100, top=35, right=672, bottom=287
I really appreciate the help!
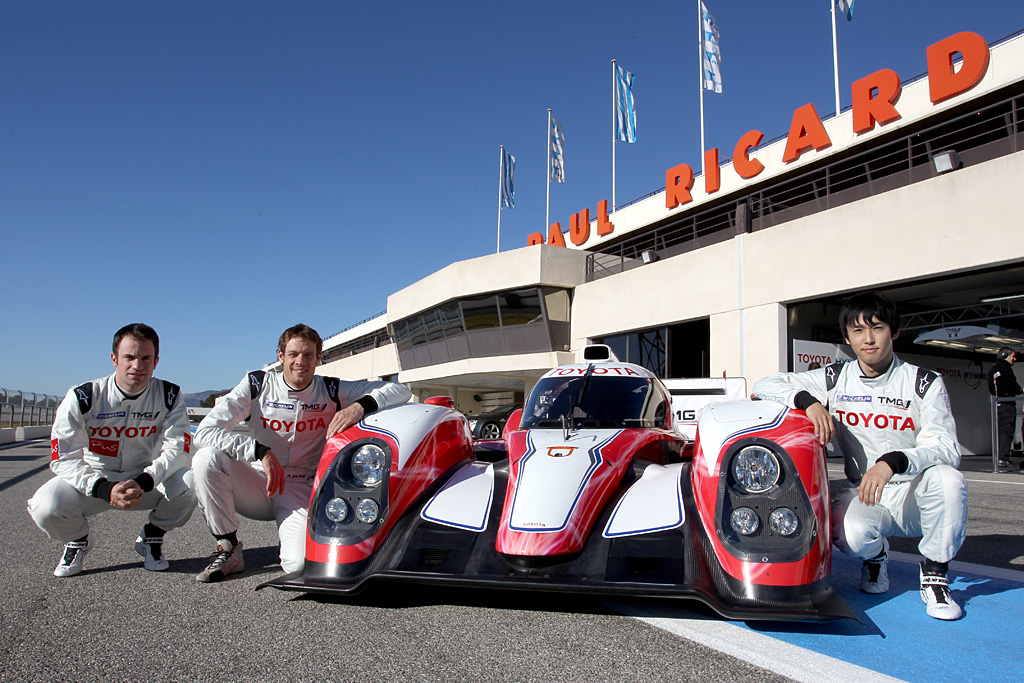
left=0, top=388, right=60, bottom=429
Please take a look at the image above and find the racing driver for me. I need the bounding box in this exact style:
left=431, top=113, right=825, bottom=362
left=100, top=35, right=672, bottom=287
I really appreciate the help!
left=752, top=291, right=968, bottom=620
left=27, top=323, right=196, bottom=577
left=191, top=323, right=411, bottom=583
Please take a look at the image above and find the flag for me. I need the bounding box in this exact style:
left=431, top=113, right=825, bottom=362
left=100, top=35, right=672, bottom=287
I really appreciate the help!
left=837, top=0, right=854, bottom=21
left=500, top=147, right=515, bottom=210
left=615, top=64, right=636, bottom=143
left=701, top=2, right=722, bottom=93
left=550, top=115, right=565, bottom=183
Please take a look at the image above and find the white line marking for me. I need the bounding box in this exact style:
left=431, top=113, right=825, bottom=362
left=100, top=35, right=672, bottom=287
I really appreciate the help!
left=606, top=600, right=906, bottom=683
left=964, top=477, right=1024, bottom=486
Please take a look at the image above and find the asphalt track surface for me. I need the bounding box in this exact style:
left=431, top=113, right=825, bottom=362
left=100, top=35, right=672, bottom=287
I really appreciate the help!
left=1, top=440, right=1021, bottom=683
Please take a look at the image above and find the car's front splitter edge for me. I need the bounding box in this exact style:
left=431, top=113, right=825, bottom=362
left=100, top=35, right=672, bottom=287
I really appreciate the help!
left=258, top=561, right=856, bottom=622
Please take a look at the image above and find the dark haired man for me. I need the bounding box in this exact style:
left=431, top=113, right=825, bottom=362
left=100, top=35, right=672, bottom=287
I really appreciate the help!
left=986, top=347, right=1022, bottom=469
left=753, top=291, right=968, bottom=620
left=27, top=324, right=196, bottom=577
left=191, top=323, right=411, bottom=582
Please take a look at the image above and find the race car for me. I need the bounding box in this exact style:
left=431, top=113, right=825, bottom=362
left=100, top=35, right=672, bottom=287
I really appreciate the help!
left=261, top=346, right=854, bottom=621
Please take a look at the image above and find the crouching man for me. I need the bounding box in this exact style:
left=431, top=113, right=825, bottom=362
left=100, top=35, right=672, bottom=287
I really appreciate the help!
left=752, top=291, right=968, bottom=620
left=191, top=323, right=411, bottom=583
left=27, top=323, right=196, bottom=577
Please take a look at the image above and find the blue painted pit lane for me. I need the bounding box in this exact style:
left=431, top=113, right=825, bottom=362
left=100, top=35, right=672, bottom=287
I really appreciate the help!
left=741, top=551, right=1024, bottom=682
left=611, top=548, right=1023, bottom=682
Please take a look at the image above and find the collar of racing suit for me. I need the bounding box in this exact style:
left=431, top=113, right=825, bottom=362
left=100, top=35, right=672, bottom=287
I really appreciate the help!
left=855, top=355, right=900, bottom=387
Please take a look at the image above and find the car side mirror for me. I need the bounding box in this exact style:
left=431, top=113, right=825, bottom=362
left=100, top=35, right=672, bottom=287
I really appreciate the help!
left=503, top=408, right=523, bottom=436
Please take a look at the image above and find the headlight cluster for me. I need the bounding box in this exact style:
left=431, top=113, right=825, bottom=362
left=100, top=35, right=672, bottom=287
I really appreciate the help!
left=721, top=442, right=804, bottom=549
left=312, top=439, right=390, bottom=544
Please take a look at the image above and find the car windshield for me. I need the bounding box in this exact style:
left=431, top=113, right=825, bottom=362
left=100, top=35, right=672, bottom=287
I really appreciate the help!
left=520, top=373, right=667, bottom=430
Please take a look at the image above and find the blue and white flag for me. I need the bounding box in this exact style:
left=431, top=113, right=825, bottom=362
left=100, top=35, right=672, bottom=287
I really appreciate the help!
left=500, top=147, right=515, bottom=210
left=837, top=0, right=854, bottom=21
left=615, top=64, right=636, bottom=143
left=550, top=116, right=565, bottom=183
left=701, top=2, right=722, bottom=93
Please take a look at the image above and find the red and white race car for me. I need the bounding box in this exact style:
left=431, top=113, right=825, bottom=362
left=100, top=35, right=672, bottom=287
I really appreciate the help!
left=262, top=346, right=853, bottom=621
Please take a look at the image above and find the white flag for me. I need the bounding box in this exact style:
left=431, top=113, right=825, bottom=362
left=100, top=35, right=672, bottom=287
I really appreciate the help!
left=550, top=116, right=565, bottom=183
left=500, top=147, right=515, bottom=210
left=701, top=2, right=722, bottom=93
left=615, top=64, right=637, bottom=143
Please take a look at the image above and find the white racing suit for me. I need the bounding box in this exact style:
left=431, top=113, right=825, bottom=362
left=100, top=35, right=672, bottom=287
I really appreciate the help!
left=752, top=356, right=967, bottom=563
left=191, top=371, right=411, bottom=573
left=27, top=374, right=196, bottom=542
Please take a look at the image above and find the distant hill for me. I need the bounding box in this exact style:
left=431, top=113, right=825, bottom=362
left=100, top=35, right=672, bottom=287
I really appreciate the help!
left=184, top=390, right=228, bottom=407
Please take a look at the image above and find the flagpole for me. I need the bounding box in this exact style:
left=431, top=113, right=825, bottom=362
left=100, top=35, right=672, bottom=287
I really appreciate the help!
left=698, top=0, right=705, bottom=175
left=546, top=109, right=552, bottom=233
left=611, top=59, right=617, bottom=211
left=497, top=145, right=503, bottom=254
left=831, top=0, right=841, bottom=117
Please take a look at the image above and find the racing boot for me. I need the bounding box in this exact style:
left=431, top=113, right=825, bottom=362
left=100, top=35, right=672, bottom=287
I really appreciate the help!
left=920, top=560, right=963, bottom=621
left=134, top=533, right=169, bottom=572
left=196, top=539, right=244, bottom=583
left=54, top=537, right=92, bottom=578
left=860, top=539, right=889, bottom=594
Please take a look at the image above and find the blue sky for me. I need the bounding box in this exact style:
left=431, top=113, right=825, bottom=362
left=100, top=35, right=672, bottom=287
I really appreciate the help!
left=4, top=1, right=1024, bottom=397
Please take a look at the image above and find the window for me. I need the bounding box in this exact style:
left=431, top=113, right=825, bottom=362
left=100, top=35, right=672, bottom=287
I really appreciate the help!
left=438, top=301, right=463, bottom=337
left=599, top=329, right=667, bottom=376
left=393, top=287, right=572, bottom=369
left=462, top=295, right=500, bottom=330
left=498, top=289, right=543, bottom=326
left=520, top=375, right=669, bottom=430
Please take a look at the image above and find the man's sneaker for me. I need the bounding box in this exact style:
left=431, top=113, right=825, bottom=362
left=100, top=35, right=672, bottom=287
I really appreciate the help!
left=196, top=539, right=244, bottom=583
left=860, top=540, right=890, bottom=594
left=134, top=535, right=169, bottom=572
left=54, top=538, right=91, bottom=578
left=998, top=459, right=1011, bottom=469
left=920, top=563, right=963, bottom=620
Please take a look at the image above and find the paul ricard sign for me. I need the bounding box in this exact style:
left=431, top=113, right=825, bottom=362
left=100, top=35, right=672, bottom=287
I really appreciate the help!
left=529, top=31, right=995, bottom=249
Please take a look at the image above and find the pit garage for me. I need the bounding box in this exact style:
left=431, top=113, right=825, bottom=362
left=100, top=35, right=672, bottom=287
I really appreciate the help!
left=785, top=264, right=1024, bottom=455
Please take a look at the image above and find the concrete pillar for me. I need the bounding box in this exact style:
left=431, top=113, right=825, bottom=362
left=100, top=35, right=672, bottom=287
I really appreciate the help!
left=710, top=310, right=741, bottom=378
left=743, top=303, right=788, bottom=383
left=710, top=303, right=787, bottom=382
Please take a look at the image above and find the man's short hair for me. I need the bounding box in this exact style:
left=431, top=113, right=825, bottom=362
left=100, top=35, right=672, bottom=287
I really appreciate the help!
left=839, top=291, right=901, bottom=337
left=278, top=324, right=323, bottom=356
left=112, top=323, right=159, bottom=357
left=998, top=347, right=1015, bottom=360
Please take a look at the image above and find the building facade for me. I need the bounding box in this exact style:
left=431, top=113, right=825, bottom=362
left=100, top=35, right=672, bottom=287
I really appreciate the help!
left=280, top=30, right=1024, bottom=455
